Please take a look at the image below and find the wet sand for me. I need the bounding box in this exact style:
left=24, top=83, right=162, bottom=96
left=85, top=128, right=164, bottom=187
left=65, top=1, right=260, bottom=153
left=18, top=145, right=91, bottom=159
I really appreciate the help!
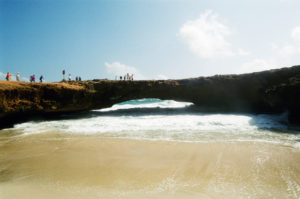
left=1, top=133, right=300, bottom=198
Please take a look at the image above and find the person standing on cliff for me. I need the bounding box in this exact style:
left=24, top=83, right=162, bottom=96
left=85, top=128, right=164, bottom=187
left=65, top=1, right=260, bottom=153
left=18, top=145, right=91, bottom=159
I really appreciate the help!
left=62, top=70, right=65, bottom=81
left=68, top=74, right=71, bottom=81
left=6, top=72, right=12, bottom=81
left=40, top=75, right=44, bottom=83
left=16, top=72, right=20, bottom=81
left=127, top=73, right=130, bottom=80
left=30, top=74, right=35, bottom=82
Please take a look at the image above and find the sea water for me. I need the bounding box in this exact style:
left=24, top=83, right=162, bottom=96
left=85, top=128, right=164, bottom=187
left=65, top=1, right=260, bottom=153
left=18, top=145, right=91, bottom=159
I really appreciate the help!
left=0, top=99, right=300, bottom=198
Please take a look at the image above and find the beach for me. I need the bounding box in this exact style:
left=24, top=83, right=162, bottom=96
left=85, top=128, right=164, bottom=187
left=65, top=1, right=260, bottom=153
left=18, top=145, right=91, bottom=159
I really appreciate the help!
left=1, top=99, right=300, bottom=198
left=2, top=1, right=300, bottom=198
left=1, top=136, right=300, bottom=199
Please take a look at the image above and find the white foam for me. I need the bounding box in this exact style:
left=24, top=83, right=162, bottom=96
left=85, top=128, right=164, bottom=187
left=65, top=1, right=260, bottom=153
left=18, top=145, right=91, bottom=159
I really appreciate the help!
left=5, top=99, right=300, bottom=147
left=96, top=99, right=193, bottom=112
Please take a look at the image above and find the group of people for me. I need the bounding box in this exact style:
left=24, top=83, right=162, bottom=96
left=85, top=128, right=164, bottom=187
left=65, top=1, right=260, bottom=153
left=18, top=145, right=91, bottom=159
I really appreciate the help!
left=116, top=73, right=134, bottom=81
left=4, top=70, right=80, bottom=83
left=4, top=70, right=134, bottom=82
left=29, top=75, right=44, bottom=83
left=5, top=72, right=21, bottom=81
left=62, top=70, right=82, bottom=81
left=75, top=76, right=82, bottom=81
left=5, top=72, right=44, bottom=83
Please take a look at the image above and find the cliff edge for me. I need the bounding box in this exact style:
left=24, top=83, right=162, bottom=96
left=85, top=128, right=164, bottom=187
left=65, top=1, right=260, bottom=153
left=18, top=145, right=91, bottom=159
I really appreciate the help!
left=1, top=65, right=300, bottom=127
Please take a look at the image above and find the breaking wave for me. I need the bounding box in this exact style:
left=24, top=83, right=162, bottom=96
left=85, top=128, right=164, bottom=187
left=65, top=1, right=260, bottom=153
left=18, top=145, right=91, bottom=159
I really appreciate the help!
left=4, top=99, right=299, bottom=147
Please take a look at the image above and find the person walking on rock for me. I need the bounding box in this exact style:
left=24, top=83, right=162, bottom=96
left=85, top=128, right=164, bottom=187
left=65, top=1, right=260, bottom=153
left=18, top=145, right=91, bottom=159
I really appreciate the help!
left=6, top=72, right=12, bottom=81
left=68, top=74, right=71, bottom=81
left=62, top=70, right=65, bottom=81
left=30, top=75, right=35, bottom=82
left=16, top=72, right=20, bottom=81
left=40, top=75, right=44, bottom=83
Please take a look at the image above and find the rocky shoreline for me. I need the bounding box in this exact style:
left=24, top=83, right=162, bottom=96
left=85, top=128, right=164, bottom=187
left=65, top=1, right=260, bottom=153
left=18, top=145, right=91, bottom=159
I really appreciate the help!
left=1, top=65, right=300, bottom=128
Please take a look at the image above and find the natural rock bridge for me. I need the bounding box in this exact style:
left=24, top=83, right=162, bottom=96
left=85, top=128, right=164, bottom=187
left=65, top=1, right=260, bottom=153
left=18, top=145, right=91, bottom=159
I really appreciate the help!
left=1, top=65, right=300, bottom=127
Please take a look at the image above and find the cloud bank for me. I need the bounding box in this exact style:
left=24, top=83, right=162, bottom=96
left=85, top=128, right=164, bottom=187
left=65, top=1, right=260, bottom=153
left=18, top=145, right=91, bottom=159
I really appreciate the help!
left=179, top=10, right=248, bottom=59
left=272, top=26, right=300, bottom=57
left=240, top=26, right=300, bottom=74
left=239, top=59, right=278, bottom=74
left=155, top=74, right=168, bottom=80
left=291, top=26, right=300, bottom=41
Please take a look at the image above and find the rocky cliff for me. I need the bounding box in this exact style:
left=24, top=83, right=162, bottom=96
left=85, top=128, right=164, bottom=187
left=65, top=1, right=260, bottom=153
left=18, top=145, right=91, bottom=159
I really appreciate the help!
left=1, top=65, right=300, bottom=128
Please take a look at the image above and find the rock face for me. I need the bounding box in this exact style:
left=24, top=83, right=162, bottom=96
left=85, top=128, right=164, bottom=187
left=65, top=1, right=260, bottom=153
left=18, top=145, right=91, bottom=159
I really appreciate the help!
left=1, top=65, right=300, bottom=127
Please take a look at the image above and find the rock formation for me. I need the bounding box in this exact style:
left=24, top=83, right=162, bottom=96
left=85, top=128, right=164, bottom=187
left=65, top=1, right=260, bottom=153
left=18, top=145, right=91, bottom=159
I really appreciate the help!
left=1, top=65, right=300, bottom=128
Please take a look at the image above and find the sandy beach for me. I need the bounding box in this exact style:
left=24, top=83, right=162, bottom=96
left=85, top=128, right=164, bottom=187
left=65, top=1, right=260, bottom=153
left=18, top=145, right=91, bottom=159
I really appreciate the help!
left=1, top=133, right=300, bottom=199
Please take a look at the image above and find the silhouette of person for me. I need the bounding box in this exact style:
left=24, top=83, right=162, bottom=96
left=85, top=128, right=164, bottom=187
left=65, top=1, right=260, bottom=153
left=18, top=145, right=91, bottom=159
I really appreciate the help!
left=16, top=72, right=20, bottom=81
left=62, top=70, right=65, bottom=80
left=6, top=72, right=11, bottom=81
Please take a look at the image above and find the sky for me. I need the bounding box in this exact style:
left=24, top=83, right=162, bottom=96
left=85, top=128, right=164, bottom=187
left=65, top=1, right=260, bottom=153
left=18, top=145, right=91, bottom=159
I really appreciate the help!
left=1, top=0, right=300, bottom=82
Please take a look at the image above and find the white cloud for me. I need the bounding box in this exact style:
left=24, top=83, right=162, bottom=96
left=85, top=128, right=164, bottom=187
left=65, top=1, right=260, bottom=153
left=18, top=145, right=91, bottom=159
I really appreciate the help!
left=280, top=0, right=295, bottom=2
left=155, top=74, right=168, bottom=80
left=291, top=26, right=300, bottom=42
left=105, top=62, right=145, bottom=80
left=237, top=49, right=249, bottom=56
left=239, top=59, right=278, bottom=74
left=179, top=10, right=248, bottom=59
left=272, top=26, right=300, bottom=57
left=273, top=44, right=300, bottom=57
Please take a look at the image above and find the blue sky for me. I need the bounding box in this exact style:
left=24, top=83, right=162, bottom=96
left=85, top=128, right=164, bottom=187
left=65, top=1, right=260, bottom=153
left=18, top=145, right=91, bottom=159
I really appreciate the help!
left=1, top=0, right=300, bottom=82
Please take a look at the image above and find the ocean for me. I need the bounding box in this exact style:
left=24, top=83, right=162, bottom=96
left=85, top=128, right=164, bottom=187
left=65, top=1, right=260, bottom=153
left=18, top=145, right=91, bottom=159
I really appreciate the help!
left=0, top=99, right=300, bottom=198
